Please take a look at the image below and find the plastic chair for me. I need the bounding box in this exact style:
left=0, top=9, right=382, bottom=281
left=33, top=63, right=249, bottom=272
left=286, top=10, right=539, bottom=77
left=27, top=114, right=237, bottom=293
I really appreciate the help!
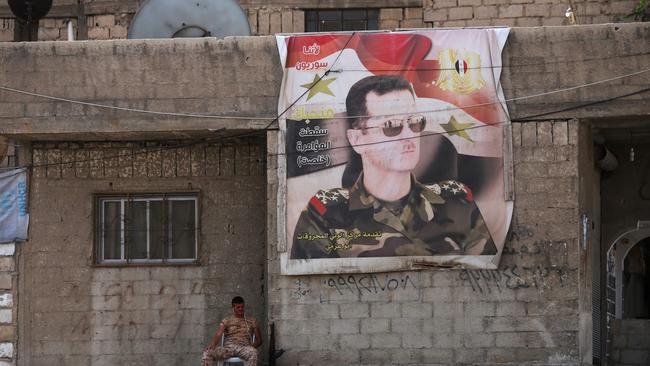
left=216, top=333, right=256, bottom=366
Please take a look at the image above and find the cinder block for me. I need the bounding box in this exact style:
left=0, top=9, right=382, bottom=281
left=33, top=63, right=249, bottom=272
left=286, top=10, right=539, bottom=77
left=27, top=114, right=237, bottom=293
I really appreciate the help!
left=370, top=333, right=401, bottom=348
left=521, top=122, right=537, bottom=146
left=269, top=11, right=282, bottom=35
left=552, top=121, right=569, bottom=145
left=404, top=8, right=423, bottom=19
left=391, top=318, right=424, bottom=334
left=360, top=318, right=389, bottom=334
left=620, top=349, right=649, bottom=364
left=0, top=325, right=13, bottom=342
left=475, top=5, right=498, bottom=19
left=526, top=4, right=551, bottom=17
left=92, top=15, right=115, bottom=28
left=421, top=317, right=453, bottom=334
left=464, top=333, right=495, bottom=347
left=329, top=319, right=360, bottom=334
left=433, top=0, right=458, bottom=9
left=499, top=4, right=524, bottom=17
left=449, top=7, right=474, bottom=20
left=402, top=333, right=433, bottom=349
left=380, top=8, right=404, bottom=20
left=423, top=8, right=448, bottom=22
left=0, top=294, right=12, bottom=308
left=0, top=309, right=12, bottom=324
left=281, top=9, right=293, bottom=32
left=339, top=303, right=369, bottom=318
left=340, top=334, right=370, bottom=349
left=87, top=27, right=110, bottom=40
left=402, top=303, right=433, bottom=318
left=0, top=342, right=13, bottom=358
left=370, top=303, right=401, bottom=318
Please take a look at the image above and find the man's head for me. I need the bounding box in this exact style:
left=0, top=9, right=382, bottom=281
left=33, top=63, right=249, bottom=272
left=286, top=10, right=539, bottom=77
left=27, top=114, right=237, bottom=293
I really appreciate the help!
left=346, top=75, right=424, bottom=176
left=231, top=296, right=245, bottom=317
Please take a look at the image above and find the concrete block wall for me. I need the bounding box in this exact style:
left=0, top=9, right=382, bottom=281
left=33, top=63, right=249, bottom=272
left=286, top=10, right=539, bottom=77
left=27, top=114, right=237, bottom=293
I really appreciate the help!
left=609, top=319, right=650, bottom=365
left=266, top=120, right=583, bottom=365
left=1, top=0, right=642, bottom=41
left=422, top=0, right=639, bottom=27
left=20, top=139, right=267, bottom=365
left=0, top=244, right=16, bottom=366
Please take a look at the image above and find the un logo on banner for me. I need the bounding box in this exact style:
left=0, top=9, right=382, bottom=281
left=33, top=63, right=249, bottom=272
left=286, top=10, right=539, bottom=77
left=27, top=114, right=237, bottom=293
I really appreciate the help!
left=0, top=191, right=13, bottom=211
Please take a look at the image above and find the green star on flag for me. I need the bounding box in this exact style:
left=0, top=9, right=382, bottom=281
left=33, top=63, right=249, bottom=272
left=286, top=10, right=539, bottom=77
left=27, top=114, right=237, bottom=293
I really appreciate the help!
left=300, top=74, right=336, bottom=101
left=440, top=116, right=474, bottom=142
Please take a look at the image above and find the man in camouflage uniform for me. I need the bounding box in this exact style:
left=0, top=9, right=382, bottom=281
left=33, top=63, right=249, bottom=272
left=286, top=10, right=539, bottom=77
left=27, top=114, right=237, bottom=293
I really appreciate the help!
left=291, top=75, right=495, bottom=259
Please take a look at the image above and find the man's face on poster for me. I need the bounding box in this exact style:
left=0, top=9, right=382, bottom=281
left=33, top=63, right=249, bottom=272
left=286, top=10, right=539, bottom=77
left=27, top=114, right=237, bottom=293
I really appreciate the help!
left=348, top=89, right=422, bottom=174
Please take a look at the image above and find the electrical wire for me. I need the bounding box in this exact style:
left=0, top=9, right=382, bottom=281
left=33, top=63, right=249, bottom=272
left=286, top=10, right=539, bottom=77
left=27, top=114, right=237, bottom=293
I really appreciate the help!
left=0, top=32, right=359, bottom=173
left=3, top=83, right=648, bottom=172
left=0, top=35, right=648, bottom=171
left=0, top=64, right=648, bottom=122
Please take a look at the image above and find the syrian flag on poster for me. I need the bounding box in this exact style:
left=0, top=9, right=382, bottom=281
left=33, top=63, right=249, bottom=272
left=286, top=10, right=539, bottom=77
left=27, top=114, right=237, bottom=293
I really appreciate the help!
left=276, top=29, right=511, bottom=158
left=0, top=168, right=29, bottom=243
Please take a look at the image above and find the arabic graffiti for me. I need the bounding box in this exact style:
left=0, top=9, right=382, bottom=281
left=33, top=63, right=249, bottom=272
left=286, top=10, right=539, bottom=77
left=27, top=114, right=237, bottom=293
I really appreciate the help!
left=458, top=265, right=568, bottom=294
left=323, top=273, right=417, bottom=297
left=501, top=240, right=567, bottom=258
left=297, top=154, right=331, bottom=168
left=292, top=278, right=311, bottom=299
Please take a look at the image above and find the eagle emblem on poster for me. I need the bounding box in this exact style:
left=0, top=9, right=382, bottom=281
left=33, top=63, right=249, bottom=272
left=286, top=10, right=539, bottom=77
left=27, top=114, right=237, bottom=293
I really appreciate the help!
left=436, top=49, right=485, bottom=94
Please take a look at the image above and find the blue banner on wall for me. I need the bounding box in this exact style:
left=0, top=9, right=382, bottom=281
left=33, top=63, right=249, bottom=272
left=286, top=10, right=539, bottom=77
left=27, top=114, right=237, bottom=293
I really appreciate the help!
left=0, top=168, right=29, bottom=243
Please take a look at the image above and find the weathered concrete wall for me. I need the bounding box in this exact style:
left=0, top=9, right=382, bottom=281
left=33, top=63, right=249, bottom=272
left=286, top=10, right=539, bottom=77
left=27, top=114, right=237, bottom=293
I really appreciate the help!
left=267, top=120, right=582, bottom=365
left=609, top=319, right=650, bottom=365
left=422, top=0, right=639, bottom=27
left=0, top=0, right=640, bottom=41
left=1, top=24, right=649, bottom=139
left=18, top=139, right=267, bottom=365
left=0, top=0, right=421, bottom=41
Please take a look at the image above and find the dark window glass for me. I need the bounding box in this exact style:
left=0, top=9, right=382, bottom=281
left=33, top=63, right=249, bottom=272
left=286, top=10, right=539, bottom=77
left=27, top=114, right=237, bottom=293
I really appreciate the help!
left=127, top=201, right=148, bottom=260
left=96, top=195, right=198, bottom=265
left=305, top=9, right=379, bottom=32
left=170, top=200, right=196, bottom=259
left=103, top=201, right=121, bottom=260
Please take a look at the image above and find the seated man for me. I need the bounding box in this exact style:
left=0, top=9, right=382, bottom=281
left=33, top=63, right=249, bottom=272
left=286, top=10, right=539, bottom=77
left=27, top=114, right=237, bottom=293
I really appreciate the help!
left=202, top=296, right=262, bottom=366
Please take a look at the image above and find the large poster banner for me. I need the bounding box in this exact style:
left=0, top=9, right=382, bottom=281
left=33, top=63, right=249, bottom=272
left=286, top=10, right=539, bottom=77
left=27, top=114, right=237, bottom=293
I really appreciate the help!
left=277, top=29, right=513, bottom=275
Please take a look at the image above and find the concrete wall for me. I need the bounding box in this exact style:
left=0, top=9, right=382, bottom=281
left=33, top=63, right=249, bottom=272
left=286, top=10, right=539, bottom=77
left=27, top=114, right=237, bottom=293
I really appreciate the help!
left=0, top=23, right=649, bottom=365
left=422, top=0, right=640, bottom=27
left=609, top=319, right=650, bottom=365
left=1, top=24, right=649, bottom=140
left=0, top=0, right=641, bottom=42
left=18, top=139, right=267, bottom=365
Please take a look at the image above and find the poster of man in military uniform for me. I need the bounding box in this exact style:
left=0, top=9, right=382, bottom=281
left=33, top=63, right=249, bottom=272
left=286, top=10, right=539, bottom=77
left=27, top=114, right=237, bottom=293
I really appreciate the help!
left=276, top=29, right=513, bottom=275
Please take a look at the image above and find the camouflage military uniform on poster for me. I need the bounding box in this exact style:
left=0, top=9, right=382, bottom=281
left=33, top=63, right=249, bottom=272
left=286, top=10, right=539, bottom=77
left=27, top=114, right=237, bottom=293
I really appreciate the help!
left=291, top=174, right=496, bottom=259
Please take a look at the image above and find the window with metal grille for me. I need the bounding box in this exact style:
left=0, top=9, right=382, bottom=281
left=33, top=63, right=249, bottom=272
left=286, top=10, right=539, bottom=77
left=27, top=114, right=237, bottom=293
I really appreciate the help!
left=95, top=193, right=198, bottom=265
left=305, top=9, right=379, bottom=32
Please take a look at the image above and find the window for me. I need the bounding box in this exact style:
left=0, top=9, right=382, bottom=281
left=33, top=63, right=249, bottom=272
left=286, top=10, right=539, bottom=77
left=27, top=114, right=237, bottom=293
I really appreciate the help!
left=305, top=9, right=379, bottom=32
left=95, top=193, right=198, bottom=265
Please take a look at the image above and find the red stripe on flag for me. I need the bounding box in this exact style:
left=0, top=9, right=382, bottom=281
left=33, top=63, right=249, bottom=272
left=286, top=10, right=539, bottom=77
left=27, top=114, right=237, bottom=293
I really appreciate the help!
left=309, top=196, right=327, bottom=216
